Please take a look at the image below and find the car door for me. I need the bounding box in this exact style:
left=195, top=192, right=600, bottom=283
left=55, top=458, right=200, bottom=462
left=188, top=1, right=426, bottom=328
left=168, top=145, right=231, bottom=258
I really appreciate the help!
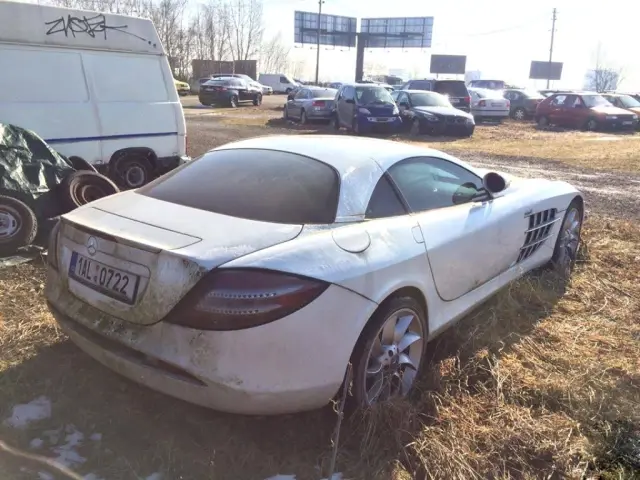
left=387, top=156, right=526, bottom=301
left=292, top=88, right=308, bottom=118
left=547, top=94, right=567, bottom=124
left=340, top=86, right=355, bottom=126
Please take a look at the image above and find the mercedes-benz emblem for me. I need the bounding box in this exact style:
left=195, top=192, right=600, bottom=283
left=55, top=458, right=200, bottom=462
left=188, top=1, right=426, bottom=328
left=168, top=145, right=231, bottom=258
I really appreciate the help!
left=86, top=236, right=97, bottom=256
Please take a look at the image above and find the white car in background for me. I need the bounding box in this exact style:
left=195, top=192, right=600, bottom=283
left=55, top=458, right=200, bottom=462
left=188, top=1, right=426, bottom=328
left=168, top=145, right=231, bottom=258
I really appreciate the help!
left=258, top=84, right=273, bottom=95
left=469, top=87, right=511, bottom=122
left=45, top=135, right=583, bottom=415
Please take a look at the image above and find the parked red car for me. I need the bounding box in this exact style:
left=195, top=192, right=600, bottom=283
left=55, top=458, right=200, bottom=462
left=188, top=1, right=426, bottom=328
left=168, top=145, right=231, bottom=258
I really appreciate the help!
left=535, top=92, right=638, bottom=131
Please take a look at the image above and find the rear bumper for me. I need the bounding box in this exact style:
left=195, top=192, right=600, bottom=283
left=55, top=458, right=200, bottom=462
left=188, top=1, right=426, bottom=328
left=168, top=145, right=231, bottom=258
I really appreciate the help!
left=198, top=92, right=230, bottom=105
left=472, top=109, right=509, bottom=118
left=45, top=267, right=377, bottom=415
left=307, top=109, right=333, bottom=120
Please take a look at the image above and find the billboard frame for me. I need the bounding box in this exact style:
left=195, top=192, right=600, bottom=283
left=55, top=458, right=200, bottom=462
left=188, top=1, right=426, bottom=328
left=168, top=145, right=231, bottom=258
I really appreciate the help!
left=294, top=10, right=357, bottom=49
left=529, top=60, right=563, bottom=81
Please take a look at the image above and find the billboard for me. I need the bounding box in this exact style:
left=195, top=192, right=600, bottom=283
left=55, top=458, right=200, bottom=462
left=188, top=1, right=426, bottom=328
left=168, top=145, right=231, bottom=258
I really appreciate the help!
left=529, top=61, right=563, bottom=80
left=294, top=11, right=357, bottom=48
left=360, top=17, right=433, bottom=48
left=430, top=54, right=467, bottom=74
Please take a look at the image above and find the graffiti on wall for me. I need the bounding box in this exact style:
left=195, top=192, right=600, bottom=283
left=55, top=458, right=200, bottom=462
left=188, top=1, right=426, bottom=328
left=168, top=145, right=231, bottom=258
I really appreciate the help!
left=45, top=14, right=156, bottom=47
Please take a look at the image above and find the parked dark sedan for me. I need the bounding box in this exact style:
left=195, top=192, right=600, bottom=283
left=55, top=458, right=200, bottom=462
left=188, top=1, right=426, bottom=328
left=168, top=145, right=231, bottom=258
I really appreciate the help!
left=199, top=77, right=262, bottom=108
left=392, top=90, right=475, bottom=137
left=503, top=89, right=545, bottom=120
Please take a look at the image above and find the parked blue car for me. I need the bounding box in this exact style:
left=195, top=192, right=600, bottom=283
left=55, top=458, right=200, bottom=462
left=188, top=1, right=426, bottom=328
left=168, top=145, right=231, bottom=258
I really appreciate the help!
left=331, top=83, right=402, bottom=135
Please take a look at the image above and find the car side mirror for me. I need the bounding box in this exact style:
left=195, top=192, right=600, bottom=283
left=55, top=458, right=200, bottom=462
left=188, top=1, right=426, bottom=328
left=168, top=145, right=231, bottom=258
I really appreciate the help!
left=482, top=172, right=507, bottom=194
left=345, top=98, right=355, bottom=104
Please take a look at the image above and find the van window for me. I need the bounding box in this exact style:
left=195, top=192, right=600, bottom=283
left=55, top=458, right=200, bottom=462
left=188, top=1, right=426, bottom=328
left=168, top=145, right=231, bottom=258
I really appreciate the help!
left=280, top=76, right=290, bottom=84
left=87, top=54, right=169, bottom=102
left=0, top=48, right=88, bottom=102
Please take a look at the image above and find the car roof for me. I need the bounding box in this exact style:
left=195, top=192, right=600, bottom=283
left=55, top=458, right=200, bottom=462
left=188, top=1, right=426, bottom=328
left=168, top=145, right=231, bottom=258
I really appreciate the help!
left=212, top=135, right=480, bottom=221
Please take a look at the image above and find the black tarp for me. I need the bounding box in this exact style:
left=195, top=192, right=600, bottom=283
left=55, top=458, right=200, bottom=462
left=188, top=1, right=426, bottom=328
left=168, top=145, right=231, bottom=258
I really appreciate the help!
left=0, top=123, right=74, bottom=219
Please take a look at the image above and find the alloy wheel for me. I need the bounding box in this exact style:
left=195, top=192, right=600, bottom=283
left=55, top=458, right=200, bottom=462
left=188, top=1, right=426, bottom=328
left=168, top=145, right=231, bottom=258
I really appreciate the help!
left=0, top=207, right=20, bottom=239
left=363, top=308, right=425, bottom=405
left=555, top=207, right=582, bottom=278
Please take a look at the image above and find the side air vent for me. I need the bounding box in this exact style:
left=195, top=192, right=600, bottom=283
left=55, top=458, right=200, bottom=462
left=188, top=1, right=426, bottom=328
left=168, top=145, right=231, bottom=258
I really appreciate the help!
left=517, top=208, right=560, bottom=263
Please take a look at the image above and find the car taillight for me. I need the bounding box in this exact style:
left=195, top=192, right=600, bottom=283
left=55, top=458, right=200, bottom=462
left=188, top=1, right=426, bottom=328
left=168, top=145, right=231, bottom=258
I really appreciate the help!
left=47, top=219, right=61, bottom=271
left=165, top=268, right=329, bottom=331
left=478, top=100, right=486, bottom=107
left=214, top=87, right=227, bottom=91
left=464, top=96, right=470, bottom=104
left=505, top=100, right=510, bottom=107
left=312, top=100, right=326, bottom=107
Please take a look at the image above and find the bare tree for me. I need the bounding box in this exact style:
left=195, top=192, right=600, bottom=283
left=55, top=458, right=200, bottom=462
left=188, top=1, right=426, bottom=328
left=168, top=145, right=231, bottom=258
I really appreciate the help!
left=587, top=42, right=624, bottom=92
left=260, top=32, right=289, bottom=74
left=287, top=58, right=307, bottom=80
left=226, top=0, right=263, bottom=63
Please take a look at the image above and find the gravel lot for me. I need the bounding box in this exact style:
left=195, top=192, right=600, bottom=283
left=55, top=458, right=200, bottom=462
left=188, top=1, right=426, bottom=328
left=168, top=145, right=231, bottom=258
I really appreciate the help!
left=182, top=95, right=640, bottom=220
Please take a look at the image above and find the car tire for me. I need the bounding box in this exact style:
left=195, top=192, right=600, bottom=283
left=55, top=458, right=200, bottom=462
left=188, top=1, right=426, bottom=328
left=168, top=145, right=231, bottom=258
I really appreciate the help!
left=0, top=195, right=38, bottom=257
left=332, top=114, right=341, bottom=131
left=465, top=127, right=475, bottom=138
left=283, top=106, right=289, bottom=120
left=584, top=118, right=598, bottom=131
left=512, top=107, right=527, bottom=121
left=111, top=154, right=153, bottom=189
left=67, top=156, right=97, bottom=172
left=300, top=109, right=308, bottom=125
left=348, top=295, right=428, bottom=409
left=59, top=171, right=119, bottom=211
left=547, top=198, right=583, bottom=281
left=229, top=95, right=238, bottom=108
left=253, top=94, right=262, bottom=106
left=285, top=88, right=292, bottom=94
left=537, top=115, right=550, bottom=127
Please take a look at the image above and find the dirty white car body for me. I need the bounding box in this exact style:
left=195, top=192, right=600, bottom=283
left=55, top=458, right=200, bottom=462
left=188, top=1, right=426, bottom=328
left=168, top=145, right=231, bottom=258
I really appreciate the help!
left=45, top=135, right=583, bottom=415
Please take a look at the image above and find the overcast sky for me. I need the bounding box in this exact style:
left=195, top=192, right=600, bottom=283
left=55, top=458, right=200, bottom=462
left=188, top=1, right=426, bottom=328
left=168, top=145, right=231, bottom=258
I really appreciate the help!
left=263, top=0, right=639, bottom=89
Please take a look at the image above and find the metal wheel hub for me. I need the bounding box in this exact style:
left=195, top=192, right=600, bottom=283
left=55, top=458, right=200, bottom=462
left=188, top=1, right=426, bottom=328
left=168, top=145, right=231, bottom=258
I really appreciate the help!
left=0, top=208, right=19, bottom=238
left=124, top=164, right=145, bottom=188
left=515, top=109, right=525, bottom=120
left=364, top=308, right=424, bottom=405
left=557, top=208, right=581, bottom=276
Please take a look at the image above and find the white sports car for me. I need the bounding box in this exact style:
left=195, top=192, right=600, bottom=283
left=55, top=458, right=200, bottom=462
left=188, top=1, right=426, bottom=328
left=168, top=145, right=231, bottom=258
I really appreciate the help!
left=45, top=136, right=583, bottom=415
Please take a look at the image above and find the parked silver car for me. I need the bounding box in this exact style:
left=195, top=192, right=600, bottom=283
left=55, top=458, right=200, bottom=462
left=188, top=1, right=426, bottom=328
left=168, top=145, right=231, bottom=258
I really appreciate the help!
left=469, top=87, right=510, bottom=122
left=283, top=87, right=337, bottom=124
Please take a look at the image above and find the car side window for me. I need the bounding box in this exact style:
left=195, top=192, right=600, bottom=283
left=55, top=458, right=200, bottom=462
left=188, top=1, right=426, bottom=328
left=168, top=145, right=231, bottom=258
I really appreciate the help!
left=294, top=89, right=307, bottom=100
left=411, top=80, right=431, bottom=90
left=388, top=157, right=483, bottom=213
left=365, top=175, right=407, bottom=219
left=552, top=95, right=567, bottom=106
left=343, top=86, right=354, bottom=100
left=391, top=91, right=400, bottom=102
left=397, top=92, right=409, bottom=105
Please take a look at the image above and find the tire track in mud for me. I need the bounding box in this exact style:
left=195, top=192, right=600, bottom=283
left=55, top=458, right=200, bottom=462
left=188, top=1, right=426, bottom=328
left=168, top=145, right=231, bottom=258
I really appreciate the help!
left=457, top=153, right=640, bottom=220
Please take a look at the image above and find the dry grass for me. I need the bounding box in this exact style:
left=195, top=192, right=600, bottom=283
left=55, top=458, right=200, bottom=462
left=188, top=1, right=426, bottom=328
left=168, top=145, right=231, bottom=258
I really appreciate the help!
left=0, top=216, right=638, bottom=479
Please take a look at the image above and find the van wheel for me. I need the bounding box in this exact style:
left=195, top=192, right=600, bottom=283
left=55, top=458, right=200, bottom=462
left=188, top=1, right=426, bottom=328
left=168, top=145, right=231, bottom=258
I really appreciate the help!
left=0, top=195, right=38, bottom=257
left=59, top=171, right=119, bottom=211
left=229, top=95, right=238, bottom=108
left=112, top=154, right=153, bottom=189
left=253, top=94, right=262, bottom=106
left=285, top=88, right=292, bottom=94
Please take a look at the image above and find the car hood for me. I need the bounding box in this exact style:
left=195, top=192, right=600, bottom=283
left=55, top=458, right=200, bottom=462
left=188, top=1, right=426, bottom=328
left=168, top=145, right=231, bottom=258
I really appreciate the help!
left=590, top=106, right=634, bottom=115
left=414, top=106, right=471, bottom=117
left=360, top=102, right=397, bottom=115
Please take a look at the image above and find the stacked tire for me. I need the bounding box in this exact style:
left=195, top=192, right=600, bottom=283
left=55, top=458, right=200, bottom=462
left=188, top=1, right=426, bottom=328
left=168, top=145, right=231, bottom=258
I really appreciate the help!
left=0, top=171, right=119, bottom=257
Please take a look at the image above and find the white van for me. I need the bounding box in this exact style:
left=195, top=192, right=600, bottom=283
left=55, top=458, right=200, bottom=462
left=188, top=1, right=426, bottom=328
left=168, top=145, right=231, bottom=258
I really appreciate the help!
left=0, top=1, right=189, bottom=188
left=258, top=73, right=299, bottom=94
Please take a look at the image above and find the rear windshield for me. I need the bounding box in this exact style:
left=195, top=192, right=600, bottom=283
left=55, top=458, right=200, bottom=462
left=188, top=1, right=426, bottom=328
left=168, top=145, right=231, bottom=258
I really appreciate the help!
left=472, top=88, right=502, bottom=99
left=311, top=88, right=337, bottom=98
left=434, top=81, right=468, bottom=97
left=137, top=149, right=340, bottom=224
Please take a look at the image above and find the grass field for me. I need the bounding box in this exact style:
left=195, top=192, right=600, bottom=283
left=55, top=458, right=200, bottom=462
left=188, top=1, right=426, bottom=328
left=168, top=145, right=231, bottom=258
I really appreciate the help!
left=1, top=107, right=639, bottom=479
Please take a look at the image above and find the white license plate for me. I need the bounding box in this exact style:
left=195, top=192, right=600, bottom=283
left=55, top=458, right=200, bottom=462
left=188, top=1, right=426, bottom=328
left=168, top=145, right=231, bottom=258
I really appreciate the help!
left=623, top=121, right=633, bottom=125
left=450, top=98, right=459, bottom=103
left=69, top=252, right=140, bottom=304
left=491, top=103, right=502, bottom=107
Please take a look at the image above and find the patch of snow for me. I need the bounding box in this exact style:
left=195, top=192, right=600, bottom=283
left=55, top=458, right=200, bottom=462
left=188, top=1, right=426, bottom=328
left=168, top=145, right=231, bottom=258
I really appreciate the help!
left=145, top=473, right=163, bottom=480
left=30, top=438, right=44, bottom=449
left=263, top=476, right=296, bottom=480
left=38, top=472, right=54, bottom=480
left=89, top=433, right=102, bottom=441
left=51, top=425, right=86, bottom=468
left=4, top=396, right=51, bottom=428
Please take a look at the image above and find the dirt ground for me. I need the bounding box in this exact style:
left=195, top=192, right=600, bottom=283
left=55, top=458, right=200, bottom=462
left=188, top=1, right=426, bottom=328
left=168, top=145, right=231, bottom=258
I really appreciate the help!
left=0, top=94, right=638, bottom=480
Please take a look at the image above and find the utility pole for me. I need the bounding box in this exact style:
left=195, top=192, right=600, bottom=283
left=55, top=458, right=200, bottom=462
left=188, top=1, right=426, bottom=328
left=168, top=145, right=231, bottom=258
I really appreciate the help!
left=315, top=0, right=324, bottom=84
left=547, top=8, right=557, bottom=89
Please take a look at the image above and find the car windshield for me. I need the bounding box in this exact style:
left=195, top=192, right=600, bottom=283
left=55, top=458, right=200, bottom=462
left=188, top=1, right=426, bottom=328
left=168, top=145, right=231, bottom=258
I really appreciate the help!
left=311, top=88, right=337, bottom=98
left=409, top=92, right=452, bottom=107
left=355, top=86, right=394, bottom=104
left=137, top=149, right=340, bottom=224
left=619, top=95, right=640, bottom=108
left=582, top=95, right=613, bottom=108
